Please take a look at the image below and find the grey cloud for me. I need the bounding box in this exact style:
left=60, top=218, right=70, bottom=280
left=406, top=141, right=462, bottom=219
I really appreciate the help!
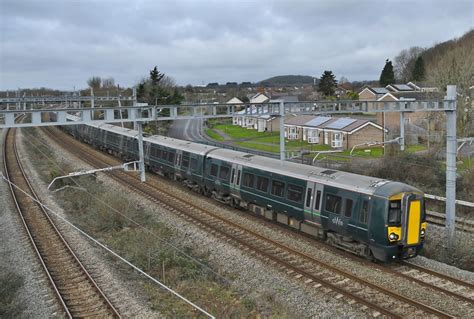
left=1, top=0, right=472, bottom=90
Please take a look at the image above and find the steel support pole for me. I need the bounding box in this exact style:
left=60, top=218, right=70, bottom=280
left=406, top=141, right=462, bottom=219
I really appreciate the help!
left=399, top=111, right=405, bottom=151
left=91, top=88, right=95, bottom=108
left=137, top=121, right=146, bottom=182
left=445, top=85, right=457, bottom=248
left=279, top=100, right=285, bottom=161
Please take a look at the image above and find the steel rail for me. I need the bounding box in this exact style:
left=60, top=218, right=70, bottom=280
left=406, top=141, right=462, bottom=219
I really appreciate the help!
left=3, top=127, right=121, bottom=318
left=44, top=126, right=455, bottom=319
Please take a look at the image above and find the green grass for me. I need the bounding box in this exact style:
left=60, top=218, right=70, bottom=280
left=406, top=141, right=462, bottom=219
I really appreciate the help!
left=458, top=158, right=474, bottom=171
left=213, top=124, right=276, bottom=139
left=236, top=141, right=280, bottom=153
left=341, top=147, right=384, bottom=157
left=406, top=144, right=427, bottom=153
left=205, top=129, right=225, bottom=141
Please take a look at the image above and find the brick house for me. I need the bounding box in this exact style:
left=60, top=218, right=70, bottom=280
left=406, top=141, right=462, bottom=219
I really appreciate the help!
left=285, top=115, right=385, bottom=150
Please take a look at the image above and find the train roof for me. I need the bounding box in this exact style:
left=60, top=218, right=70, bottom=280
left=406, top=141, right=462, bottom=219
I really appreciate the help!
left=145, top=135, right=219, bottom=155
left=206, top=148, right=419, bottom=197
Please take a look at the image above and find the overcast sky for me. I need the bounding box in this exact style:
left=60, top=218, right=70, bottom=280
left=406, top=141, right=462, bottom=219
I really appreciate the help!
left=0, top=0, right=472, bottom=90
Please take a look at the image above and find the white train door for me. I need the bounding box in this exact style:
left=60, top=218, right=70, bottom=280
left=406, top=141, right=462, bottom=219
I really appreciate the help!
left=230, top=163, right=242, bottom=198
left=304, top=182, right=323, bottom=224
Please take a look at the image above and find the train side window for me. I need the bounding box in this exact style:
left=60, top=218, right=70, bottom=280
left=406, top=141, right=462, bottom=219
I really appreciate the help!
left=388, top=200, right=401, bottom=225
left=162, top=150, right=168, bottom=161
left=305, top=188, right=312, bottom=207
left=231, top=168, right=235, bottom=184
left=190, top=158, right=198, bottom=170
left=271, top=180, right=285, bottom=198
left=325, top=194, right=341, bottom=214
left=182, top=154, right=190, bottom=168
left=242, top=173, right=255, bottom=188
left=256, top=176, right=269, bottom=192
left=287, top=184, right=303, bottom=203
left=360, top=200, right=369, bottom=224
left=236, top=170, right=241, bottom=185
left=344, top=199, right=353, bottom=218
left=168, top=152, right=175, bottom=163
left=219, top=166, right=230, bottom=180
left=210, top=164, right=218, bottom=177
left=314, top=190, right=322, bottom=211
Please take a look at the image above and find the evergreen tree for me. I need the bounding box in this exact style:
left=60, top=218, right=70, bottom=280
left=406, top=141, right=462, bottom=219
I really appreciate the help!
left=411, top=56, right=425, bottom=81
left=379, top=59, right=395, bottom=86
left=318, top=70, right=337, bottom=96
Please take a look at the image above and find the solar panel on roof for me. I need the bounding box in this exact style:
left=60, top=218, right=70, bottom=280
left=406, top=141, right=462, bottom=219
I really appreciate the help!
left=326, top=118, right=356, bottom=129
left=304, top=116, right=332, bottom=127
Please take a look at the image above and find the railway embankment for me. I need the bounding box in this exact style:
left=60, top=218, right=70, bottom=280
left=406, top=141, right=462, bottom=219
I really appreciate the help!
left=34, top=125, right=474, bottom=318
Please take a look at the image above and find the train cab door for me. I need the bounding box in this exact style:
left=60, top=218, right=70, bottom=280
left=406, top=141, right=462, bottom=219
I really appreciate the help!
left=303, top=182, right=323, bottom=225
left=229, top=164, right=242, bottom=198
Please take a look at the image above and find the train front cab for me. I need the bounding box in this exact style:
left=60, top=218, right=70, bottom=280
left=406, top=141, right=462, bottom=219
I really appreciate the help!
left=370, top=192, right=426, bottom=262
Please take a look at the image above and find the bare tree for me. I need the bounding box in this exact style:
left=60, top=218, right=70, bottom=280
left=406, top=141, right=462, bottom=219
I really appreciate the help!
left=87, top=76, right=102, bottom=90
left=427, top=44, right=474, bottom=135
left=394, top=47, right=425, bottom=82
left=102, top=77, right=115, bottom=89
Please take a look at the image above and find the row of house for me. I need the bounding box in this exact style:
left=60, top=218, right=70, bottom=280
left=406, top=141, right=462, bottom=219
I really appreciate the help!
left=284, top=115, right=385, bottom=150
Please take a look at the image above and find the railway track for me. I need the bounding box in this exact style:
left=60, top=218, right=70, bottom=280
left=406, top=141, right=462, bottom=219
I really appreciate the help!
left=3, top=127, right=120, bottom=318
left=426, top=210, right=474, bottom=233
left=43, top=126, right=463, bottom=318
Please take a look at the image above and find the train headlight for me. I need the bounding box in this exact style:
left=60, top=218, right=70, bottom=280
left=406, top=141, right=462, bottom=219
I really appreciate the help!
left=420, top=228, right=425, bottom=237
left=389, top=233, right=399, bottom=241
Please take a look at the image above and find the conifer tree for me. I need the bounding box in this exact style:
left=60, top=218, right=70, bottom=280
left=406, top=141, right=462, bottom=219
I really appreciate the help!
left=318, top=70, right=337, bottom=96
left=411, top=56, right=425, bottom=81
left=379, top=59, right=395, bottom=86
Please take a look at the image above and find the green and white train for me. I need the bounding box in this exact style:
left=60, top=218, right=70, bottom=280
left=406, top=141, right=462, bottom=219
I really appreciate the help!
left=62, top=118, right=427, bottom=262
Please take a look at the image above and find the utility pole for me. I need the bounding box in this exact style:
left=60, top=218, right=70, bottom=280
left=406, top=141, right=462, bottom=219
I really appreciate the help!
left=137, top=121, right=146, bottom=182
left=399, top=111, right=405, bottom=151
left=279, top=100, right=285, bottom=161
left=445, top=85, right=457, bottom=249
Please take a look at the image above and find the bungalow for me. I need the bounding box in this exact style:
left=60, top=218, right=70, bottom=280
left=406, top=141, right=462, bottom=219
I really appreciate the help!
left=284, top=115, right=385, bottom=150
left=358, top=86, right=389, bottom=101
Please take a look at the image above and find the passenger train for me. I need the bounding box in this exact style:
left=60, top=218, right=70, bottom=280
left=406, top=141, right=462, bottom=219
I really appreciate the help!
left=60, top=117, right=426, bottom=262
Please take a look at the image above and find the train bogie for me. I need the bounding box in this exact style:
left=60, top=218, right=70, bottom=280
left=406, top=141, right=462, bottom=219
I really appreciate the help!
left=62, top=117, right=426, bottom=262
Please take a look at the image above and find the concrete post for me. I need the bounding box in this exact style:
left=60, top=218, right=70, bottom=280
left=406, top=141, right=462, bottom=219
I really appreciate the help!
left=137, top=121, right=146, bottom=182
left=91, top=88, right=95, bottom=108
left=279, top=100, right=285, bottom=161
left=399, top=111, right=405, bottom=151
left=445, top=85, right=457, bottom=248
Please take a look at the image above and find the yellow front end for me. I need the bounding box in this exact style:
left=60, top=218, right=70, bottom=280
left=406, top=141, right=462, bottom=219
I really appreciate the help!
left=387, top=193, right=426, bottom=246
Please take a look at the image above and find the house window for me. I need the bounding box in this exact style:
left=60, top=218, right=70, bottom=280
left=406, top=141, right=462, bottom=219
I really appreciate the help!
left=256, top=176, right=269, bottom=192
left=271, top=180, right=285, bottom=197
left=325, top=194, right=342, bottom=214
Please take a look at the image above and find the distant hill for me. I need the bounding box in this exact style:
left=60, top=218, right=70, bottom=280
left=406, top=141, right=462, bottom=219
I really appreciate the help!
left=258, top=75, right=316, bottom=86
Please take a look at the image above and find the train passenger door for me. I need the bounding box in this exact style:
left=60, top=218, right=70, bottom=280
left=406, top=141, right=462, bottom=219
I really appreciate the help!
left=229, top=164, right=242, bottom=198
left=174, top=150, right=182, bottom=169
left=303, top=182, right=323, bottom=225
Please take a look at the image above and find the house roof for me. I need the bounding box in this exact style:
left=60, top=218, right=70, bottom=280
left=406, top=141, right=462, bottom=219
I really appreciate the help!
left=285, top=115, right=317, bottom=126
left=284, top=115, right=383, bottom=133
left=270, top=95, right=299, bottom=103
left=360, top=87, right=389, bottom=95
left=378, top=91, right=442, bottom=101
left=386, top=84, right=414, bottom=92
left=226, top=97, right=243, bottom=104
